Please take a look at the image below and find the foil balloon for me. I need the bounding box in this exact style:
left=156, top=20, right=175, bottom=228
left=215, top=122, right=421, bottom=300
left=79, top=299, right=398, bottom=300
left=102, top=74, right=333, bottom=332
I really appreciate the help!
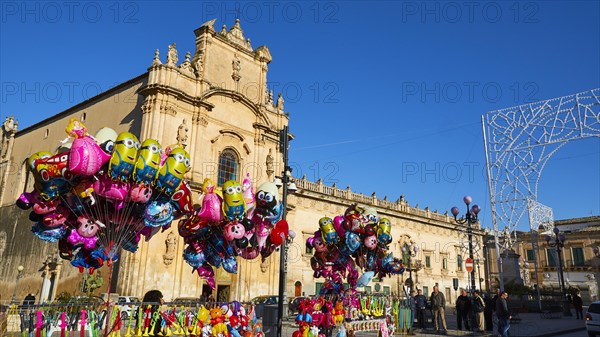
left=66, top=119, right=111, bottom=176
left=93, top=174, right=129, bottom=210
left=133, top=139, right=162, bottom=185
left=31, top=152, right=72, bottom=200
left=128, top=183, right=153, bottom=203
left=242, top=173, right=255, bottom=214
left=108, top=132, right=140, bottom=182
left=355, top=271, right=374, bottom=288
left=196, top=178, right=223, bottom=223
left=377, top=217, right=392, bottom=246
left=222, top=256, right=238, bottom=273
left=254, top=182, right=281, bottom=222
left=222, top=180, right=246, bottom=221
left=31, top=222, right=66, bottom=242
left=319, top=217, right=338, bottom=245
left=224, top=221, right=246, bottom=242
left=170, top=180, right=194, bottom=215
left=67, top=216, right=105, bottom=249
left=155, top=147, right=191, bottom=195
left=144, top=200, right=174, bottom=227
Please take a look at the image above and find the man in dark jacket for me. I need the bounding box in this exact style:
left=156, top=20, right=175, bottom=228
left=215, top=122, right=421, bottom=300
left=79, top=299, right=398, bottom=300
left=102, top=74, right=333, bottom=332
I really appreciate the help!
left=455, top=289, right=471, bottom=331
left=483, top=293, right=494, bottom=332
left=495, top=291, right=511, bottom=337
left=573, top=293, right=584, bottom=319
left=414, top=289, right=427, bottom=329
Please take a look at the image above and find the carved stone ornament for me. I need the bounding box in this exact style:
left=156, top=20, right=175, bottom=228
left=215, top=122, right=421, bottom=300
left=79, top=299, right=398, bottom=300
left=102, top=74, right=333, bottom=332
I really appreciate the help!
left=166, top=43, right=178, bottom=66
left=152, top=49, right=162, bottom=66
left=276, top=93, right=284, bottom=110
left=176, top=119, right=189, bottom=148
left=232, top=54, right=242, bottom=82
left=260, top=258, right=269, bottom=273
left=266, top=148, right=274, bottom=178
left=163, top=231, right=177, bottom=265
left=179, top=52, right=194, bottom=76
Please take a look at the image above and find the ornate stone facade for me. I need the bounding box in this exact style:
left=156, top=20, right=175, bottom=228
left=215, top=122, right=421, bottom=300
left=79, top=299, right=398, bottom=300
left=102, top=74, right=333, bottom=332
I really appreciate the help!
left=0, top=20, right=483, bottom=304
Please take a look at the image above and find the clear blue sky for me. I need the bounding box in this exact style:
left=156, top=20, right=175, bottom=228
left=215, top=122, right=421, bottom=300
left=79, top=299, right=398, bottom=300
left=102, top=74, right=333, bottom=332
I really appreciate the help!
left=1, top=1, right=599, bottom=232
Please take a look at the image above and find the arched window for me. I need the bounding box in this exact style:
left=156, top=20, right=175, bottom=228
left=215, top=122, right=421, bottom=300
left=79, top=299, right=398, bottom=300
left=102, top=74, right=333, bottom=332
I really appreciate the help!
left=217, top=149, right=239, bottom=185
left=294, top=281, right=302, bottom=297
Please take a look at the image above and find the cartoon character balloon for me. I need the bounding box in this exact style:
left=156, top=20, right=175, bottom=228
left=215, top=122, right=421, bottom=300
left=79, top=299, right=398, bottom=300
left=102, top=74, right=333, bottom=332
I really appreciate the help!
left=155, top=147, right=191, bottom=195
left=109, top=132, right=140, bottom=182
left=254, top=182, right=282, bottom=222
left=66, top=119, right=111, bottom=176
left=133, top=139, right=162, bottom=185
left=319, top=217, right=339, bottom=245
left=222, top=180, right=246, bottom=221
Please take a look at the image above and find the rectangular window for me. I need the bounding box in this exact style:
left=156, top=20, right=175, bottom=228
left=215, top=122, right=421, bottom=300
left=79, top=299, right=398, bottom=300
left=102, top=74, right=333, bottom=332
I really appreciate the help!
left=425, top=255, right=431, bottom=268
left=527, top=249, right=535, bottom=261
left=442, top=258, right=447, bottom=270
left=305, top=245, right=313, bottom=255
left=572, top=247, right=585, bottom=266
left=547, top=248, right=557, bottom=267
left=423, top=286, right=429, bottom=297
left=315, top=282, right=323, bottom=295
left=457, top=255, right=463, bottom=271
left=365, top=286, right=372, bottom=293
left=383, top=286, right=390, bottom=295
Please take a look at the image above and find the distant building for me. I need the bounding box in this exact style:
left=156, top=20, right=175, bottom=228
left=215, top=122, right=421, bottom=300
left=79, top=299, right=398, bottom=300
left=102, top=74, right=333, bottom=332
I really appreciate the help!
left=0, top=19, right=484, bottom=303
left=485, top=216, right=600, bottom=304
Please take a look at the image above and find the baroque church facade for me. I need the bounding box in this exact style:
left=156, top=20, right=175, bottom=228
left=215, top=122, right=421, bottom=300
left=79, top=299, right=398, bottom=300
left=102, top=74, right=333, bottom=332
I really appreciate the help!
left=0, top=20, right=484, bottom=304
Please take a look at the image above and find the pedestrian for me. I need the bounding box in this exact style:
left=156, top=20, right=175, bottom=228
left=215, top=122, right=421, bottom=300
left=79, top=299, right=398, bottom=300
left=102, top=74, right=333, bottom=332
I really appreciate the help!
left=414, top=289, right=427, bottom=330
left=573, top=292, right=584, bottom=319
left=483, top=293, right=494, bottom=332
left=142, top=290, right=164, bottom=335
left=495, top=291, right=511, bottom=337
left=430, top=285, right=447, bottom=334
left=472, top=290, right=485, bottom=333
left=456, top=289, right=471, bottom=331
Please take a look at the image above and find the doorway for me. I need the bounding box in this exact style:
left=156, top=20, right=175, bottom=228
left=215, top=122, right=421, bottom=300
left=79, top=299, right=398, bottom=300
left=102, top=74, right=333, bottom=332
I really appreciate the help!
left=217, top=285, right=230, bottom=302
left=294, top=281, right=302, bottom=297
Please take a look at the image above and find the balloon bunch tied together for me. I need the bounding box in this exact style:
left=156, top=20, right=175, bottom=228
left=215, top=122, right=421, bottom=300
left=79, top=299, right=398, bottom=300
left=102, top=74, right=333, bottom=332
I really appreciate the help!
left=17, top=118, right=194, bottom=273
left=179, top=173, right=291, bottom=289
left=306, top=204, right=405, bottom=295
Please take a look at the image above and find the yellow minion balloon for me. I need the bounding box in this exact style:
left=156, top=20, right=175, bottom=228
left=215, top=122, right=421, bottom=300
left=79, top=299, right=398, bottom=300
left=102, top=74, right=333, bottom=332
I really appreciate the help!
left=155, top=147, right=191, bottom=195
left=133, top=139, right=162, bottom=185
left=377, top=218, right=392, bottom=246
left=222, top=180, right=246, bottom=221
left=109, top=132, right=140, bottom=181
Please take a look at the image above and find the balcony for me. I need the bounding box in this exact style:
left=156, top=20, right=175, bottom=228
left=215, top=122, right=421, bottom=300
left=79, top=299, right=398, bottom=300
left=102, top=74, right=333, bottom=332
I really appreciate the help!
left=538, top=259, right=600, bottom=272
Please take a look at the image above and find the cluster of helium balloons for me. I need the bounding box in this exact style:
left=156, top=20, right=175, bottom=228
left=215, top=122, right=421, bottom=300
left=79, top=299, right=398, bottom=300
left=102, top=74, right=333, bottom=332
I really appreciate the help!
left=179, top=173, right=291, bottom=289
left=306, top=204, right=405, bottom=295
left=17, top=118, right=194, bottom=273
left=16, top=119, right=291, bottom=288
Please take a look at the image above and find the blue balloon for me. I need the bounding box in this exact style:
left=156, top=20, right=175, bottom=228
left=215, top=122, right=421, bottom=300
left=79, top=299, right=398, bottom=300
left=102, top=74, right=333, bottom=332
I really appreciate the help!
left=144, top=199, right=174, bottom=227
left=183, top=247, right=206, bottom=268
left=31, top=222, right=66, bottom=242
left=356, top=271, right=375, bottom=287
left=222, top=256, right=238, bottom=273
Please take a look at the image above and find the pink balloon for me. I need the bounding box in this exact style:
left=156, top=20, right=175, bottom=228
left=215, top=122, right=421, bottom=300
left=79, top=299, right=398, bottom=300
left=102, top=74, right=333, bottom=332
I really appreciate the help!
left=93, top=174, right=129, bottom=209
left=196, top=187, right=223, bottom=223
left=69, top=135, right=111, bottom=176
left=240, top=247, right=259, bottom=259
left=333, top=215, right=346, bottom=238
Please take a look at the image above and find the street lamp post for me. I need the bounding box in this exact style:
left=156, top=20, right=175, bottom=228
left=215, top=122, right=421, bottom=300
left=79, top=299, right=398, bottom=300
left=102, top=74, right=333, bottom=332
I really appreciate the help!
left=11, top=265, right=24, bottom=303
left=545, top=227, right=572, bottom=316
left=276, top=125, right=298, bottom=337
left=401, top=242, right=419, bottom=295
left=451, top=196, right=480, bottom=294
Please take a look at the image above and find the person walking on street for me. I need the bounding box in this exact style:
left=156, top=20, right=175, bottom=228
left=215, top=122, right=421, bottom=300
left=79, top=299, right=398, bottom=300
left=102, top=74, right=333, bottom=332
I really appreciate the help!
left=414, top=289, right=427, bottom=330
left=495, top=291, right=511, bottom=337
left=430, top=286, right=447, bottom=334
left=573, top=292, right=584, bottom=319
left=483, top=293, right=494, bottom=332
left=473, top=290, right=486, bottom=333
left=456, top=289, right=471, bottom=331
